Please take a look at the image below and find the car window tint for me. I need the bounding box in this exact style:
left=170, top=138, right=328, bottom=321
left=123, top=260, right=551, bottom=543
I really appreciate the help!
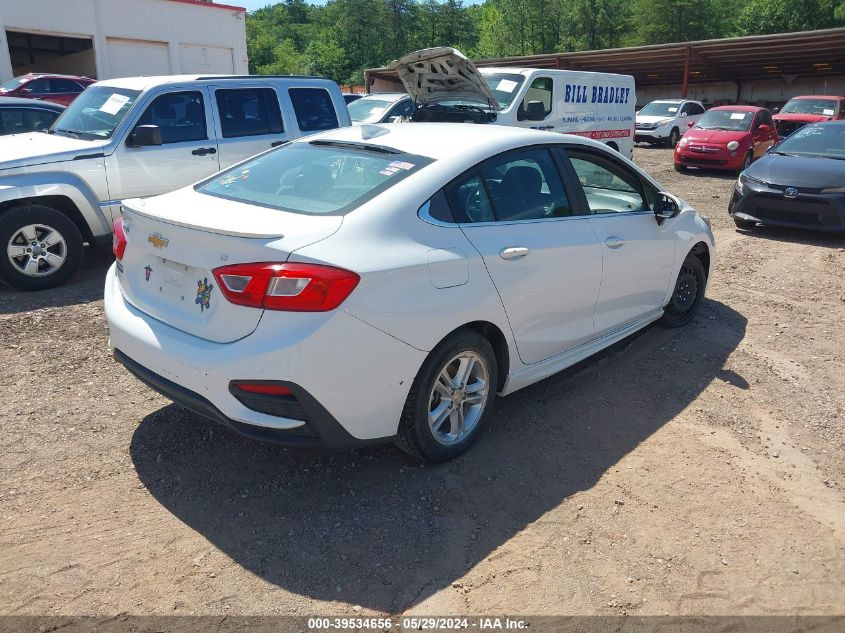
left=288, top=88, right=338, bottom=132
left=215, top=88, right=283, bottom=138
left=25, top=78, right=51, bottom=94
left=447, top=174, right=495, bottom=223
left=519, top=77, right=553, bottom=120
left=691, top=103, right=705, bottom=115
left=389, top=99, right=414, bottom=120
left=481, top=148, right=571, bottom=221
left=567, top=150, right=648, bottom=214
left=0, top=107, right=59, bottom=134
left=51, top=79, right=83, bottom=94
left=136, top=91, right=206, bottom=144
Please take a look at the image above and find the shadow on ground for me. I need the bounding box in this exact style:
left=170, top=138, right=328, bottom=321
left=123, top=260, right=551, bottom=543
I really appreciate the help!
left=130, top=298, right=746, bottom=612
left=0, top=247, right=112, bottom=315
left=737, top=225, right=845, bottom=249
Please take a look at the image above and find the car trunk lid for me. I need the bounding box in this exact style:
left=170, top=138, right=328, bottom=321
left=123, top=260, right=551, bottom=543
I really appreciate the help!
left=117, top=189, right=342, bottom=343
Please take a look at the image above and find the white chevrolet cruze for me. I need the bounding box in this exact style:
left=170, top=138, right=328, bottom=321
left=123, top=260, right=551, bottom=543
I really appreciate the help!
left=105, top=123, right=714, bottom=461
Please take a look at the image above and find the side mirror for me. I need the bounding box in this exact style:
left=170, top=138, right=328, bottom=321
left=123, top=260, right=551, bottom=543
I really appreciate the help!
left=758, top=124, right=771, bottom=133
left=19, top=87, right=32, bottom=95
left=680, top=111, right=688, bottom=117
left=127, top=124, right=162, bottom=147
left=772, top=107, right=780, bottom=114
left=688, top=120, right=695, bottom=128
left=519, top=100, right=547, bottom=121
left=654, top=191, right=682, bottom=222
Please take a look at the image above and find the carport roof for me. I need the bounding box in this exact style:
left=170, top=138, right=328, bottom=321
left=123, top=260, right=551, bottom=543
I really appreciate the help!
left=366, top=28, right=845, bottom=89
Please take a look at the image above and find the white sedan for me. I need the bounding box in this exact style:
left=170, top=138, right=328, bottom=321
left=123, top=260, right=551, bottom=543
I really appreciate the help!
left=105, top=123, right=714, bottom=462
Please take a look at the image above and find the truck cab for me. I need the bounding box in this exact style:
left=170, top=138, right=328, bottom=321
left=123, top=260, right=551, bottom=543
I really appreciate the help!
left=0, top=74, right=350, bottom=291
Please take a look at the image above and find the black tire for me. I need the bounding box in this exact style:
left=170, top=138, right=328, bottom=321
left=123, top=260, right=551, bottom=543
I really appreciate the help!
left=658, top=253, right=707, bottom=329
left=0, top=203, right=84, bottom=291
left=674, top=162, right=687, bottom=173
left=733, top=217, right=756, bottom=230
left=396, top=329, right=497, bottom=462
left=738, top=151, right=753, bottom=175
left=667, top=128, right=680, bottom=148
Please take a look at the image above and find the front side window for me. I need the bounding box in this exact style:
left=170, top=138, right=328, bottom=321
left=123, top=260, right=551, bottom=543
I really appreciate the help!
left=215, top=88, right=283, bottom=138
left=518, top=77, right=553, bottom=121
left=52, top=79, right=84, bottom=94
left=136, top=91, right=207, bottom=144
left=288, top=88, right=338, bottom=132
left=567, top=150, right=649, bottom=214
left=197, top=140, right=433, bottom=215
left=50, top=85, right=140, bottom=139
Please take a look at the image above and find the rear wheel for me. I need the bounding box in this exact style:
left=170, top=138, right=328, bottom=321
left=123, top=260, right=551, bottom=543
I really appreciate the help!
left=396, top=329, right=497, bottom=462
left=0, top=204, right=84, bottom=291
left=658, top=254, right=706, bottom=328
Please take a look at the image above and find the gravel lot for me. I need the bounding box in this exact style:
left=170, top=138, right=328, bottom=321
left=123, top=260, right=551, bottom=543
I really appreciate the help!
left=1, top=146, right=844, bottom=617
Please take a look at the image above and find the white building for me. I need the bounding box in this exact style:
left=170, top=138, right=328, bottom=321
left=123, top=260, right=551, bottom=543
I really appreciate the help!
left=0, top=0, right=248, bottom=82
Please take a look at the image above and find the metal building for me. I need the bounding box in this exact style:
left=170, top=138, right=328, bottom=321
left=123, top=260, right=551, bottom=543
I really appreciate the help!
left=0, top=0, right=248, bottom=82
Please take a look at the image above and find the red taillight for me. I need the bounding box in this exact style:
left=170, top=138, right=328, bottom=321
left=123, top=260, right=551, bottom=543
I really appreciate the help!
left=212, top=262, right=360, bottom=312
left=233, top=382, right=294, bottom=396
left=112, top=216, right=127, bottom=261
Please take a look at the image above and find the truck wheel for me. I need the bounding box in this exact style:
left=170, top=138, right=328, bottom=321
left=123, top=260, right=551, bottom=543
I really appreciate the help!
left=0, top=204, right=84, bottom=291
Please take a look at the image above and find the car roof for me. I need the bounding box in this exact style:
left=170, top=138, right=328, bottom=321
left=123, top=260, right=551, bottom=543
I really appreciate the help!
left=16, top=72, right=92, bottom=81
left=300, top=122, right=607, bottom=161
left=649, top=99, right=686, bottom=104
left=0, top=96, right=64, bottom=110
left=788, top=95, right=844, bottom=100
left=94, top=74, right=332, bottom=91
left=708, top=105, right=765, bottom=112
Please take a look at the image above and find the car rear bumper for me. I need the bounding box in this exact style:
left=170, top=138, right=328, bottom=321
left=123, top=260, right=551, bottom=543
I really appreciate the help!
left=104, top=263, right=426, bottom=445
left=729, top=188, right=845, bottom=232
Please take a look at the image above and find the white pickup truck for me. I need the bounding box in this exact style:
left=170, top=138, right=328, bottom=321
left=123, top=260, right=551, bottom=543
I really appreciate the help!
left=0, top=74, right=350, bottom=290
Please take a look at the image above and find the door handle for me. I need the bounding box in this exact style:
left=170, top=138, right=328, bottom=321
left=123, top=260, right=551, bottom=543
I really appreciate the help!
left=605, top=237, right=625, bottom=249
left=500, top=246, right=529, bottom=260
left=191, top=147, right=217, bottom=156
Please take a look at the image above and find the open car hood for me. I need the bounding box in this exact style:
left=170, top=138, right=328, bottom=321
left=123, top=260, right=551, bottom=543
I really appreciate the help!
left=388, top=47, right=500, bottom=111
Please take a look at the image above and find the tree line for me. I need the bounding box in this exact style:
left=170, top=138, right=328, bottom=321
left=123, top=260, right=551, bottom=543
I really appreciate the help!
left=247, top=0, right=845, bottom=86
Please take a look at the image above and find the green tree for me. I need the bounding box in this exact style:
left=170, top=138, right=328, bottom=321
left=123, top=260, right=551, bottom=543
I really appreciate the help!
left=737, top=0, right=844, bottom=34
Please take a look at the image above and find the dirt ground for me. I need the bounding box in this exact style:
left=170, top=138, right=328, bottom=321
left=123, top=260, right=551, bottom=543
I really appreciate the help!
left=1, top=146, right=844, bottom=618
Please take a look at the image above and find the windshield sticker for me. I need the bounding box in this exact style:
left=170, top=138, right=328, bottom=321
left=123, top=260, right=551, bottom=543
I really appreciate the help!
left=730, top=113, right=747, bottom=120
left=496, top=79, right=518, bottom=93
left=99, top=94, right=130, bottom=115
left=667, top=107, right=678, bottom=112
left=196, top=278, right=213, bottom=312
left=823, top=109, right=835, bottom=115
left=389, top=160, right=415, bottom=170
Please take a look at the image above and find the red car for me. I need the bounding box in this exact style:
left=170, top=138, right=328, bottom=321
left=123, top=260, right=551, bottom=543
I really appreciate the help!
left=773, top=95, right=845, bottom=137
left=0, top=73, right=95, bottom=106
left=674, top=105, right=779, bottom=174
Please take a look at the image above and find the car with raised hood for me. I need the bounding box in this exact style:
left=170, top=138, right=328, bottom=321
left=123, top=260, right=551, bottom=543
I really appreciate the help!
left=0, top=74, right=350, bottom=291
left=0, top=73, right=95, bottom=107
left=773, top=95, right=845, bottom=138
left=105, top=123, right=714, bottom=462
left=386, top=47, right=636, bottom=159
left=635, top=99, right=706, bottom=148
left=729, top=121, right=845, bottom=232
left=674, top=105, right=778, bottom=174
left=347, top=92, right=415, bottom=124
left=0, top=97, right=64, bottom=136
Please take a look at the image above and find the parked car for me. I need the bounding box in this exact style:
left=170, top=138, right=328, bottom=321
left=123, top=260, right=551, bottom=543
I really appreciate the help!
left=773, top=95, right=845, bottom=137
left=0, top=73, right=94, bottom=106
left=635, top=99, right=706, bottom=148
left=342, top=93, right=363, bottom=104
left=729, top=121, right=845, bottom=232
left=105, top=123, right=714, bottom=461
left=0, top=74, right=351, bottom=291
left=0, top=97, right=64, bottom=136
left=674, top=105, right=778, bottom=174
left=347, top=92, right=415, bottom=124
left=388, top=48, right=637, bottom=158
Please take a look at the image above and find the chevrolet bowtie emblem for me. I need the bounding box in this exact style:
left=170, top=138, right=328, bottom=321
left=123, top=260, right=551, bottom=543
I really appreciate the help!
left=148, top=233, right=169, bottom=249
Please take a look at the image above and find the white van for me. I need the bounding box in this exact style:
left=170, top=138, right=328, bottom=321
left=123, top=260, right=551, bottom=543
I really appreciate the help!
left=388, top=47, right=636, bottom=159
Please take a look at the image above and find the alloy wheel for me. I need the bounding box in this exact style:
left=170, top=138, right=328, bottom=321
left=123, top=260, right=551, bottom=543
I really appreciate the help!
left=6, top=224, right=67, bottom=278
left=427, top=351, right=489, bottom=446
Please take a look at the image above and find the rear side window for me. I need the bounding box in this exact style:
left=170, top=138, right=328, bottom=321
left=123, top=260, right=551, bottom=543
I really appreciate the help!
left=24, top=78, right=51, bottom=94
left=215, top=88, right=283, bottom=138
left=288, top=88, right=338, bottom=132
left=197, top=141, right=433, bottom=215
left=136, top=91, right=207, bottom=144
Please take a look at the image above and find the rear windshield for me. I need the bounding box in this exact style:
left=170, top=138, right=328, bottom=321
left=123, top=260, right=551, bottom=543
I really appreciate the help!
left=197, top=141, right=433, bottom=215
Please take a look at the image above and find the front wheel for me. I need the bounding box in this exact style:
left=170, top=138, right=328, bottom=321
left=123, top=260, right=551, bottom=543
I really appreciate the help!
left=396, top=329, right=497, bottom=462
left=667, top=128, right=680, bottom=148
left=0, top=204, right=84, bottom=291
left=658, top=254, right=706, bottom=328
left=738, top=151, right=753, bottom=174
